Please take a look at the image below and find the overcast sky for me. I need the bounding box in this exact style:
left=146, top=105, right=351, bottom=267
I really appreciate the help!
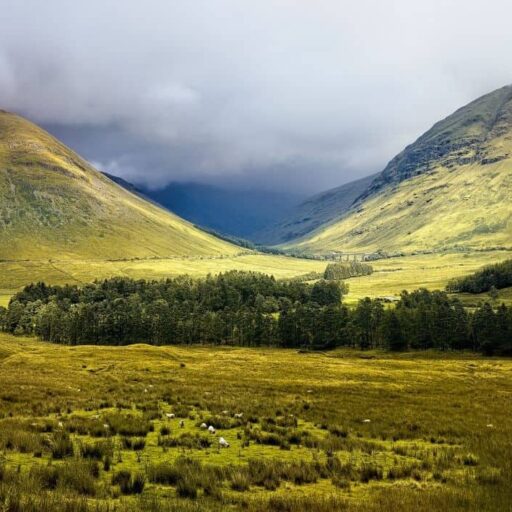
left=2, top=0, right=512, bottom=193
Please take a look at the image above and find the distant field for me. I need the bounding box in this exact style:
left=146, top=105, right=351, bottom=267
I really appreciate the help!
left=343, top=250, right=512, bottom=304
left=0, top=333, right=510, bottom=511
left=1, top=250, right=511, bottom=306
left=0, top=254, right=327, bottom=300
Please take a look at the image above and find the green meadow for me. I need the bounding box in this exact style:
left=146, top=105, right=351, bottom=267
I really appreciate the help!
left=0, top=333, right=511, bottom=511
left=1, top=249, right=511, bottom=305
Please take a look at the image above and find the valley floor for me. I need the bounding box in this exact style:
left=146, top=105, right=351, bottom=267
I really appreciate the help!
left=0, top=333, right=511, bottom=511
left=1, top=249, right=511, bottom=306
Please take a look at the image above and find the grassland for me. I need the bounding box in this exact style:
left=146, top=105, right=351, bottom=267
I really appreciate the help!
left=0, top=110, right=239, bottom=260
left=1, top=250, right=511, bottom=307
left=283, top=86, right=512, bottom=255
left=0, top=333, right=510, bottom=511
left=284, top=160, right=512, bottom=254
left=342, top=250, right=512, bottom=304
left=0, top=254, right=327, bottom=300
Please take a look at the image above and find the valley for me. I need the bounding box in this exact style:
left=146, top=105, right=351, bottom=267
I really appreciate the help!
left=1, top=250, right=511, bottom=307
left=1, top=68, right=512, bottom=512
left=5, top=2, right=512, bottom=511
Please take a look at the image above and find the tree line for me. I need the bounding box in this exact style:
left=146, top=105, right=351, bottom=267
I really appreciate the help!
left=447, top=258, right=512, bottom=293
left=324, top=261, right=373, bottom=280
left=1, top=272, right=511, bottom=355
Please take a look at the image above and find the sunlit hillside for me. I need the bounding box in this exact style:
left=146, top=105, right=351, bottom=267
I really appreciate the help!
left=282, top=86, right=512, bottom=254
left=0, top=110, right=240, bottom=260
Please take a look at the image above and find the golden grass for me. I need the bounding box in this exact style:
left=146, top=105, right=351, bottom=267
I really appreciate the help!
left=0, top=254, right=327, bottom=299
left=0, top=110, right=240, bottom=260
left=0, top=333, right=511, bottom=510
left=285, top=160, right=512, bottom=254
left=343, top=250, right=512, bottom=303
left=1, top=251, right=511, bottom=307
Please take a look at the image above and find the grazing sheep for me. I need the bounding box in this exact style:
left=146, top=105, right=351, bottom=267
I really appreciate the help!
left=58, top=421, right=64, bottom=428
left=103, top=424, right=110, bottom=429
left=179, top=420, right=185, bottom=428
left=166, top=413, right=175, bottom=419
left=234, top=413, right=243, bottom=419
left=208, top=425, right=216, bottom=434
left=200, top=422, right=208, bottom=429
left=218, top=437, right=230, bottom=448
left=487, top=424, right=494, bottom=428
left=222, top=410, right=229, bottom=415
left=363, top=419, right=371, bottom=423
left=144, top=388, right=148, bottom=393
left=93, top=414, right=100, bottom=419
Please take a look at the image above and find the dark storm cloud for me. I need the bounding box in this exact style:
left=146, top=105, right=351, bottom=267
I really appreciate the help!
left=1, top=0, right=512, bottom=192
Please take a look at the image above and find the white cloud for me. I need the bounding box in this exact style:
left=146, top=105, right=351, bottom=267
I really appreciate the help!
left=1, top=0, right=512, bottom=192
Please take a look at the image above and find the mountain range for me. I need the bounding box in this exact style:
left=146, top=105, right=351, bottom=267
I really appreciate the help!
left=2, top=85, right=512, bottom=262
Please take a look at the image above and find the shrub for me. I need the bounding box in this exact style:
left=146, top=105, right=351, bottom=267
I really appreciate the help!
left=176, top=476, right=198, bottom=499
left=462, top=453, right=479, bottom=466
left=121, top=437, right=146, bottom=450
left=387, top=462, right=418, bottom=480
left=50, top=432, right=74, bottom=459
left=32, top=461, right=98, bottom=496
left=359, top=464, right=383, bottom=483
left=148, top=463, right=180, bottom=485
left=158, top=432, right=211, bottom=450
left=80, top=440, right=113, bottom=460
left=247, top=459, right=280, bottom=490
left=105, top=413, right=151, bottom=437
left=476, top=467, right=502, bottom=485
left=230, top=469, right=250, bottom=491
left=112, top=469, right=146, bottom=495
left=328, top=425, right=349, bottom=438
left=332, top=475, right=351, bottom=490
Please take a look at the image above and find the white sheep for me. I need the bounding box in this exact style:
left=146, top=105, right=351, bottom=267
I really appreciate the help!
left=363, top=419, right=371, bottom=423
left=222, top=410, right=229, bottom=415
left=58, top=421, right=64, bottom=428
left=234, top=413, right=243, bottom=419
left=103, top=424, right=110, bottom=429
left=218, top=437, right=230, bottom=448
left=166, top=413, right=175, bottom=419
left=200, top=422, right=208, bottom=429
left=208, top=425, right=216, bottom=434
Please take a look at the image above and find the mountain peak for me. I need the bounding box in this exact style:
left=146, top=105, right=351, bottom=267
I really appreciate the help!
left=362, top=85, right=512, bottom=198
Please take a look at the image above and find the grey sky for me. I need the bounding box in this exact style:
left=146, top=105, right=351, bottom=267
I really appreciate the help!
left=1, top=0, right=512, bottom=193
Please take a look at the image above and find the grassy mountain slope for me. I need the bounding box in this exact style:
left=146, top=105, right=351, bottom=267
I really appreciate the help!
left=284, top=85, right=512, bottom=254
left=254, top=173, right=376, bottom=245
left=0, top=110, right=240, bottom=260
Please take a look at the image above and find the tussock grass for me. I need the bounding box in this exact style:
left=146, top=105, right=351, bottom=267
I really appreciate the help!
left=1, top=332, right=512, bottom=510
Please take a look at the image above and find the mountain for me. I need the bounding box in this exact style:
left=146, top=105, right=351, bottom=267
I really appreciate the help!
left=253, top=173, right=376, bottom=245
left=138, top=182, right=303, bottom=240
left=281, top=85, right=512, bottom=254
left=0, top=110, right=240, bottom=260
